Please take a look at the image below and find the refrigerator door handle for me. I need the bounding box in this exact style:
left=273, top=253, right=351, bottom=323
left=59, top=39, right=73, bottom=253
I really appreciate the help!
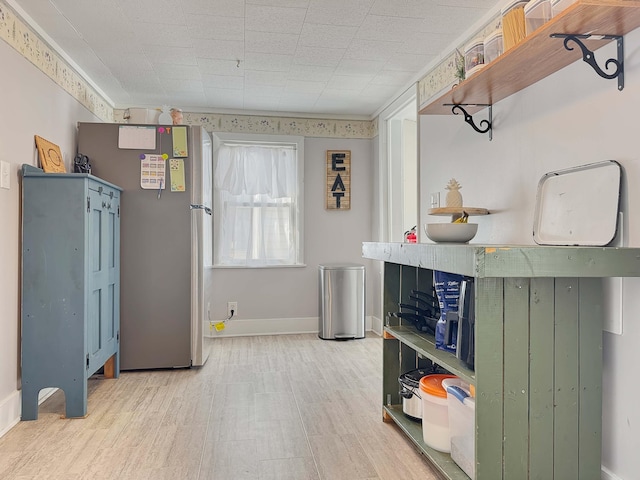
left=190, top=204, right=212, bottom=215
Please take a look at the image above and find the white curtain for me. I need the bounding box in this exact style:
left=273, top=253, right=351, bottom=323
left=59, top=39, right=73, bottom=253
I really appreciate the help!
left=214, top=144, right=299, bottom=266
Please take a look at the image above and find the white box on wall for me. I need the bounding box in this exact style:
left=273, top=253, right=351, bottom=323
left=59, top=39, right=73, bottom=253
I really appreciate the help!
left=124, top=108, right=159, bottom=124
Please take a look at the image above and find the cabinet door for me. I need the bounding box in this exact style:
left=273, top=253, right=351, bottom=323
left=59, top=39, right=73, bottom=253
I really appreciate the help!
left=87, top=185, right=120, bottom=375
left=101, top=189, right=119, bottom=364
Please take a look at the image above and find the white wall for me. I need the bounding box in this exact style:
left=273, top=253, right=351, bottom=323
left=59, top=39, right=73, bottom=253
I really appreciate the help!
left=0, top=25, right=377, bottom=435
left=419, top=32, right=640, bottom=480
left=0, top=39, right=100, bottom=435
left=402, top=119, right=418, bottom=235
left=209, top=137, right=374, bottom=334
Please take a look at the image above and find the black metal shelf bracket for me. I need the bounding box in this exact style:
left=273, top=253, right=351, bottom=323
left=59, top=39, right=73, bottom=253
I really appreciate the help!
left=446, top=104, right=492, bottom=141
left=551, top=33, right=624, bottom=91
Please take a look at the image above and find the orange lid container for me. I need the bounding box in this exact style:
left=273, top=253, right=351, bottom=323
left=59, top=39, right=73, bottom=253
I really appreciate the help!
left=419, top=374, right=457, bottom=398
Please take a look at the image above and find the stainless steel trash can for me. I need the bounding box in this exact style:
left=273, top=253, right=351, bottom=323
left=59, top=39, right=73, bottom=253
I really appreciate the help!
left=318, top=263, right=365, bottom=340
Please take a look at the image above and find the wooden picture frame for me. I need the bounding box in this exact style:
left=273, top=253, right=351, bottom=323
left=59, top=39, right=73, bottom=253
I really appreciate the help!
left=326, top=150, right=351, bottom=210
left=34, top=135, right=65, bottom=173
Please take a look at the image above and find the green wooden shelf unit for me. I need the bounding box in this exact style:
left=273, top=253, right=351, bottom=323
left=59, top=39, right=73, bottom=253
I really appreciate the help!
left=363, top=242, right=640, bottom=480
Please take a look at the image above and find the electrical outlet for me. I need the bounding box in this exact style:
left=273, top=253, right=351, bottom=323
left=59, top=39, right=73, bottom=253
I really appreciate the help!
left=0, top=161, right=9, bottom=190
left=430, top=192, right=440, bottom=209
left=227, top=302, right=237, bottom=318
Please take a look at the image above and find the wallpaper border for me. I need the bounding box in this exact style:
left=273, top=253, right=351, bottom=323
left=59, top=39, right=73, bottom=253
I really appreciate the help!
left=114, top=109, right=378, bottom=139
left=3, top=0, right=498, bottom=139
left=0, top=1, right=113, bottom=122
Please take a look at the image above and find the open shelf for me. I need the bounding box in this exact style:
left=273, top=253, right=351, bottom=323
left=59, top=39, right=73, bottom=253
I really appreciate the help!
left=368, top=244, right=640, bottom=478
left=385, top=325, right=475, bottom=385
left=428, top=207, right=489, bottom=216
left=384, top=405, right=469, bottom=480
left=419, top=0, right=640, bottom=115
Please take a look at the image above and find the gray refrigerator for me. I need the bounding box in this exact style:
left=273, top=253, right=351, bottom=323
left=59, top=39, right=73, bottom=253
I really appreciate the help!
left=77, top=122, right=212, bottom=370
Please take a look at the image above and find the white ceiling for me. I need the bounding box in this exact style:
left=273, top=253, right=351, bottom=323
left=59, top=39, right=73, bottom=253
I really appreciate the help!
left=10, top=0, right=499, bottom=118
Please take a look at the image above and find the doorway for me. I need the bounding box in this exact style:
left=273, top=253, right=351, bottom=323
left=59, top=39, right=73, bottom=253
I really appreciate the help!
left=387, top=99, right=418, bottom=242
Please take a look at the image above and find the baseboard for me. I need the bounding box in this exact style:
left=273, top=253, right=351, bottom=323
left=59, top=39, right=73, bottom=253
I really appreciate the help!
left=0, top=388, right=59, bottom=439
left=0, top=390, right=21, bottom=438
left=602, top=466, right=623, bottom=480
left=205, top=316, right=375, bottom=338
left=370, top=315, right=383, bottom=336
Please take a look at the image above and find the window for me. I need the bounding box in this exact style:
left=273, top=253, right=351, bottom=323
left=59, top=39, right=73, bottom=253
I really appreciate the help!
left=212, top=133, right=304, bottom=267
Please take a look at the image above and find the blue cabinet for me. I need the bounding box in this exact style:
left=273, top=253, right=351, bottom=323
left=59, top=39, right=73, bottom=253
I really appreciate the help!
left=20, top=165, right=122, bottom=420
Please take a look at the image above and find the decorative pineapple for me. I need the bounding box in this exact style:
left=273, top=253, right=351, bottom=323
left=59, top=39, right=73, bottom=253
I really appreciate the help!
left=445, top=178, right=463, bottom=207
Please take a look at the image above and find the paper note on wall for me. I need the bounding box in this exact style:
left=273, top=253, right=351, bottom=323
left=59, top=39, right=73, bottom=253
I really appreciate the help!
left=118, top=125, right=156, bottom=149
left=172, top=126, right=188, bottom=157
left=140, top=154, right=166, bottom=189
left=170, top=159, right=186, bottom=192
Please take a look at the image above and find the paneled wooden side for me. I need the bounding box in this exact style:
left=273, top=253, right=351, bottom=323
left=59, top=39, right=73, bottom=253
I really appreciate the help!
left=383, top=332, right=401, bottom=410
left=578, top=278, right=604, bottom=480
left=383, top=263, right=401, bottom=408
left=417, top=267, right=435, bottom=295
left=474, top=277, right=504, bottom=480
left=503, top=278, right=531, bottom=479
left=106, top=192, right=120, bottom=377
left=528, top=278, right=555, bottom=480
left=417, top=266, right=437, bottom=320
left=383, top=263, right=401, bottom=327
left=400, top=264, right=418, bottom=307
left=554, top=278, right=580, bottom=480
left=400, top=342, right=419, bottom=378
left=399, top=265, right=420, bottom=377
left=21, top=176, right=89, bottom=420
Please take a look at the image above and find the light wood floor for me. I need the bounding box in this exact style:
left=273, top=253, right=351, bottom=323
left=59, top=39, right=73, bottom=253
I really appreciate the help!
left=0, top=333, right=440, bottom=480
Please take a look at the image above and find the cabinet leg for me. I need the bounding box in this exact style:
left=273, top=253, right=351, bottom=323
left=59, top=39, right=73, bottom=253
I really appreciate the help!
left=64, top=380, right=88, bottom=419
left=20, top=385, right=40, bottom=421
left=383, top=409, right=392, bottom=423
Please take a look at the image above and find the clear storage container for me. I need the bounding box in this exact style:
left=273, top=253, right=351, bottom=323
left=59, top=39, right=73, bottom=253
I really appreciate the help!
left=551, top=0, right=577, bottom=16
left=444, top=381, right=476, bottom=479
left=483, top=30, right=504, bottom=64
left=525, top=0, right=552, bottom=35
left=419, top=374, right=457, bottom=452
left=501, top=0, right=529, bottom=51
left=464, top=38, right=485, bottom=78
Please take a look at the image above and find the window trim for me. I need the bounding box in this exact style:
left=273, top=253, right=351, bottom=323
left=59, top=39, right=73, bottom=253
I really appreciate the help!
left=211, top=132, right=305, bottom=268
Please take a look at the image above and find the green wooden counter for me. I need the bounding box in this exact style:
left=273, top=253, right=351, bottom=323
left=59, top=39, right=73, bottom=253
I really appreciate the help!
left=363, top=242, right=640, bottom=480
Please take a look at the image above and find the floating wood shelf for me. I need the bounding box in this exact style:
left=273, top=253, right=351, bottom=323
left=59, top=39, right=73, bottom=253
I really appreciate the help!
left=419, top=0, right=640, bottom=116
left=428, top=207, right=489, bottom=216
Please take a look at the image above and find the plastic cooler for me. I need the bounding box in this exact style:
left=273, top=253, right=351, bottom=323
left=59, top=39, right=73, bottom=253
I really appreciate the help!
left=444, top=379, right=476, bottom=479
left=419, top=374, right=457, bottom=452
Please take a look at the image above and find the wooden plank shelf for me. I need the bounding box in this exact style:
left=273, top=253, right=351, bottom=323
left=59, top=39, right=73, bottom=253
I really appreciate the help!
left=364, top=242, right=640, bottom=278
left=428, top=207, right=489, bottom=216
left=419, top=0, right=640, bottom=115
left=384, top=405, right=470, bottom=480
left=384, top=325, right=475, bottom=385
